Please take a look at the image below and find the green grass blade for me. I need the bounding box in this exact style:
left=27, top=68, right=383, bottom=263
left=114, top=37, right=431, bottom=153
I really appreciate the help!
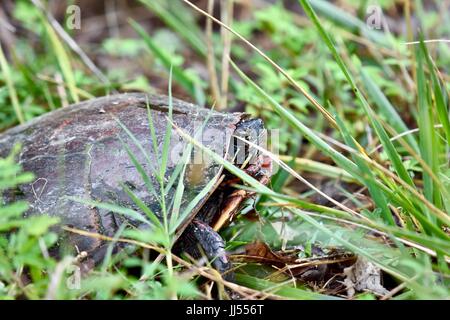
left=0, top=44, right=25, bottom=124
left=239, top=186, right=353, bottom=218
left=145, top=97, right=162, bottom=177
left=119, top=139, right=159, bottom=200
left=121, top=183, right=163, bottom=231
left=68, top=197, right=152, bottom=227
left=308, top=0, right=388, bottom=46
left=418, top=38, right=450, bottom=170
left=334, top=113, right=395, bottom=225
left=41, top=16, right=79, bottom=103
left=360, top=68, right=420, bottom=153
left=115, top=118, right=160, bottom=192
left=160, top=67, right=173, bottom=180
left=172, top=174, right=218, bottom=234
left=290, top=207, right=416, bottom=283
left=169, top=164, right=186, bottom=232
left=415, top=42, right=442, bottom=211
left=164, top=141, right=194, bottom=195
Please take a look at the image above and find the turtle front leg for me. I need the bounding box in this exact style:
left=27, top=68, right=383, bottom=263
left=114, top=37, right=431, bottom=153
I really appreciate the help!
left=212, top=154, right=272, bottom=231
left=191, top=219, right=234, bottom=282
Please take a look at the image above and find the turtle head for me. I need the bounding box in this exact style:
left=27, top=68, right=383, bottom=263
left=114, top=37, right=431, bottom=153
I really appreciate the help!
left=232, top=118, right=266, bottom=166
left=235, top=118, right=264, bottom=137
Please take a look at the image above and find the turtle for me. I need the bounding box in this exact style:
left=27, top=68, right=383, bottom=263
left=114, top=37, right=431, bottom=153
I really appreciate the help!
left=0, top=93, right=272, bottom=281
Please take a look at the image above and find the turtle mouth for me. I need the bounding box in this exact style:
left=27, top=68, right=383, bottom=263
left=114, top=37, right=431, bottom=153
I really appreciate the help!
left=232, top=118, right=266, bottom=166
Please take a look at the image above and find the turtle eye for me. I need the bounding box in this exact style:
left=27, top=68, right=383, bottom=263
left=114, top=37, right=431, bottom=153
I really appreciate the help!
left=124, top=181, right=137, bottom=190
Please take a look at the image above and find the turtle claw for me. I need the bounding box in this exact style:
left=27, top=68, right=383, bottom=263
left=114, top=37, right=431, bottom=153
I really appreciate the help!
left=191, top=219, right=234, bottom=282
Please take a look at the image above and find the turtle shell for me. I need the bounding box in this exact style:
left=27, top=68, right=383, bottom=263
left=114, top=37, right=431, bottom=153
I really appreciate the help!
left=0, top=93, right=246, bottom=255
